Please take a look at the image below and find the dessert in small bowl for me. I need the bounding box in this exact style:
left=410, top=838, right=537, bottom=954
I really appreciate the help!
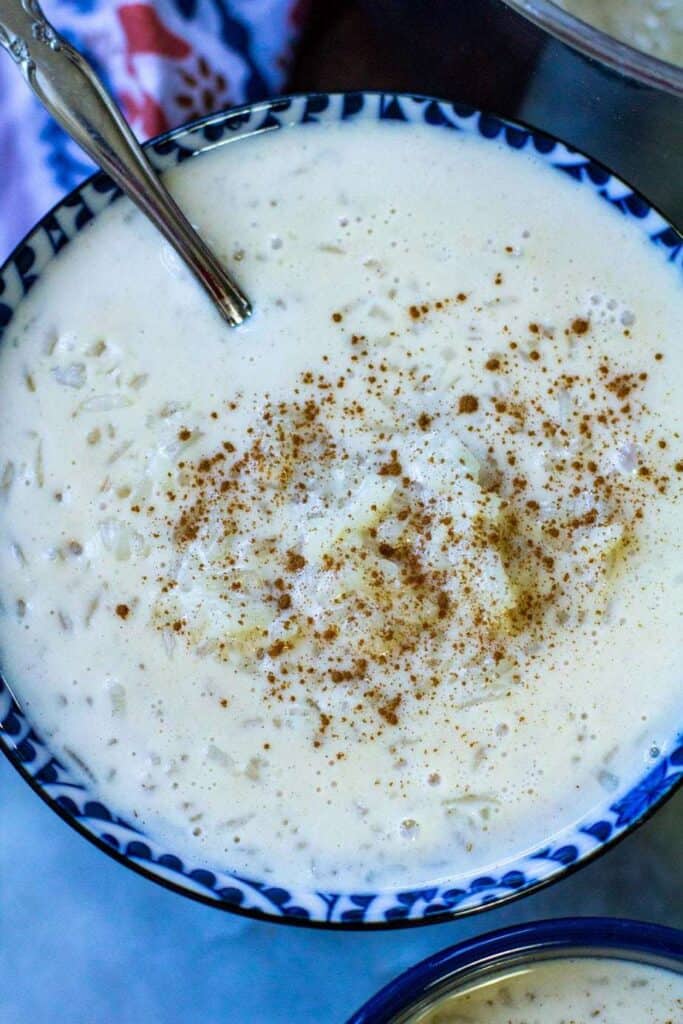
left=1, top=92, right=682, bottom=927
left=503, top=0, right=683, bottom=91
left=346, top=917, right=683, bottom=1022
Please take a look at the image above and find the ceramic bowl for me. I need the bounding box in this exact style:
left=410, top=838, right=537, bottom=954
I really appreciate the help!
left=502, top=0, right=683, bottom=95
left=1, top=92, right=682, bottom=928
left=347, top=917, right=683, bottom=1021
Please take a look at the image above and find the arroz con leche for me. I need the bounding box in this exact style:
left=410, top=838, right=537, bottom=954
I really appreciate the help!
left=0, top=119, right=681, bottom=889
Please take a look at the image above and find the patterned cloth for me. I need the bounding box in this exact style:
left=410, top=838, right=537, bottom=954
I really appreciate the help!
left=0, top=0, right=308, bottom=258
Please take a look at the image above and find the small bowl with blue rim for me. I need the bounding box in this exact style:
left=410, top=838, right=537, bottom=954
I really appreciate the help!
left=347, top=916, right=683, bottom=1022
left=1, top=92, right=682, bottom=928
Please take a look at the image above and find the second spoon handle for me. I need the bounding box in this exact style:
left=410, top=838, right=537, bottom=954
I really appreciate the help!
left=0, top=0, right=251, bottom=327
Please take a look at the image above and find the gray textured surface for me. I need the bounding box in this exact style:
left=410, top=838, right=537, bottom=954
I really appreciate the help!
left=1, top=756, right=680, bottom=1023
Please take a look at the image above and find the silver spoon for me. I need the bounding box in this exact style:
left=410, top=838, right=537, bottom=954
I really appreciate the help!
left=0, top=0, right=252, bottom=326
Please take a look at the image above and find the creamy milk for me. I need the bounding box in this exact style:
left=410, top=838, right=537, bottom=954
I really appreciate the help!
left=556, top=0, right=683, bottom=66
left=0, top=121, right=681, bottom=889
left=408, top=957, right=683, bottom=1023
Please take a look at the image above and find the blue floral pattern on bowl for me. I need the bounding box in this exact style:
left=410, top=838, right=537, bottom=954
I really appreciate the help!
left=1, top=92, right=682, bottom=928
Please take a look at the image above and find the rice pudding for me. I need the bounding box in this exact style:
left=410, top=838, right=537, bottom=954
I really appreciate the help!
left=407, top=957, right=683, bottom=1023
left=0, top=119, right=681, bottom=889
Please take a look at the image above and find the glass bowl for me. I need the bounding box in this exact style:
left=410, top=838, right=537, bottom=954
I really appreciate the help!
left=502, top=0, right=683, bottom=95
left=347, top=917, right=683, bottom=1022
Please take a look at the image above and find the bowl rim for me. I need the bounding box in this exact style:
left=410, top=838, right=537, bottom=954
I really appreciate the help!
left=346, top=916, right=683, bottom=1022
left=0, top=90, right=682, bottom=930
left=502, top=0, right=683, bottom=96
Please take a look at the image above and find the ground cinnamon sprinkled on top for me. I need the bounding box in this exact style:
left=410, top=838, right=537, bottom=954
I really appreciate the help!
left=459, top=395, right=479, bottom=414
left=146, top=291, right=676, bottom=743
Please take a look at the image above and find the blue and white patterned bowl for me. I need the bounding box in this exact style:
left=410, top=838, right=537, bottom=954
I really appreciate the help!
left=1, top=92, right=682, bottom=928
left=347, top=917, right=683, bottom=1022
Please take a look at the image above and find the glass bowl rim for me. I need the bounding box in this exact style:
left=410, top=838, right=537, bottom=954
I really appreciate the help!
left=502, top=0, right=683, bottom=96
left=346, top=916, right=683, bottom=1022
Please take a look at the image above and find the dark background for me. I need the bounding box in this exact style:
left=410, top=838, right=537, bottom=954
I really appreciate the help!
left=292, top=0, right=682, bottom=227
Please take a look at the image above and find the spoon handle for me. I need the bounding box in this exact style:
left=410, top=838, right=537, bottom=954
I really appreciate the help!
left=0, top=0, right=251, bottom=327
